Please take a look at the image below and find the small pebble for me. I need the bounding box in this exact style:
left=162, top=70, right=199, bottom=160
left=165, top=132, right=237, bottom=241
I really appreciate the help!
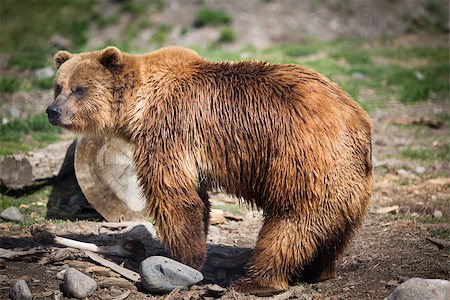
left=1, top=206, right=25, bottom=223
left=139, top=256, right=203, bottom=293
left=432, top=210, right=443, bottom=218
left=56, top=269, right=66, bottom=280
left=10, top=279, right=32, bottom=300
left=414, top=166, right=425, bottom=174
left=64, top=268, right=97, bottom=299
left=205, top=283, right=227, bottom=297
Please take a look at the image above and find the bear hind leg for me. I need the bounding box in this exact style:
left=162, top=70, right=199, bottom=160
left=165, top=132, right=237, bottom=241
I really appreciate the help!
left=301, top=222, right=355, bottom=283
left=232, top=215, right=312, bottom=296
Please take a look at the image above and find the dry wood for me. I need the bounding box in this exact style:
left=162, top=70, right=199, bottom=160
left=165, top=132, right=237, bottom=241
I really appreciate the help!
left=113, top=290, right=131, bottom=300
left=98, top=278, right=137, bottom=290
left=426, top=237, right=450, bottom=250
left=0, top=140, right=76, bottom=190
left=75, top=136, right=147, bottom=221
left=84, top=251, right=140, bottom=282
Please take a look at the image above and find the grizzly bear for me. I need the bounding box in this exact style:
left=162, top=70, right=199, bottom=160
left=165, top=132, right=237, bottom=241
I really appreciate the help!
left=46, top=46, right=373, bottom=295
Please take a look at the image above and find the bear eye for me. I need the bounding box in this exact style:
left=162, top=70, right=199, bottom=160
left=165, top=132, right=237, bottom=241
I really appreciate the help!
left=73, top=86, right=85, bottom=98
left=54, top=84, right=62, bottom=97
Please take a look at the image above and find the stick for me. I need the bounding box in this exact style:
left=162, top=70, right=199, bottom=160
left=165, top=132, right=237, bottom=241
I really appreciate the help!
left=53, top=236, right=99, bottom=252
left=85, top=251, right=140, bottom=282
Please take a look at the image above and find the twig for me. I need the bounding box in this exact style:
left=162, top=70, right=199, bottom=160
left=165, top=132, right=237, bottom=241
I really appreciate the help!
left=84, top=250, right=140, bottom=282
left=426, top=237, right=450, bottom=250
left=164, top=288, right=180, bottom=300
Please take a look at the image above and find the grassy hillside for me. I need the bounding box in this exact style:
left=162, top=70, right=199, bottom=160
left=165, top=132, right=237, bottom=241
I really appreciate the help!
left=0, top=1, right=448, bottom=156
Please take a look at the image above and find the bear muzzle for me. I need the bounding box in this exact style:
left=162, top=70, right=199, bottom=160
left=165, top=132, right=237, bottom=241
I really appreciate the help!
left=46, top=105, right=61, bottom=126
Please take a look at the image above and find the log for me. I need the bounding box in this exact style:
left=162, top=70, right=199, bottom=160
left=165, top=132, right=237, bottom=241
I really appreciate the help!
left=75, top=136, right=147, bottom=222
left=0, top=140, right=76, bottom=190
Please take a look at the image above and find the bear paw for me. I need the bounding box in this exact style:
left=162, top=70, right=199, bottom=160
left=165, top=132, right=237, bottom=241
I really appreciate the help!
left=231, top=278, right=287, bottom=296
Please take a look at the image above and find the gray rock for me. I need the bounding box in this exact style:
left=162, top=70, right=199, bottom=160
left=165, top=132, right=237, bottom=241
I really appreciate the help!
left=432, top=210, right=443, bottom=218
left=10, top=280, right=32, bottom=300
left=56, top=269, right=67, bottom=280
left=34, top=67, right=54, bottom=78
left=385, top=278, right=450, bottom=300
left=64, top=268, right=97, bottom=299
left=414, top=166, right=426, bottom=174
left=139, top=256, right=203, bottom=293
left=1, top=206, right=24, bottom=223
left=352, top=72, right=366, bottom=80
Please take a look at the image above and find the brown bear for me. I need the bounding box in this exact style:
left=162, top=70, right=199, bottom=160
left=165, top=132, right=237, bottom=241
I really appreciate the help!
left=47, top=46, right=373, bottom=296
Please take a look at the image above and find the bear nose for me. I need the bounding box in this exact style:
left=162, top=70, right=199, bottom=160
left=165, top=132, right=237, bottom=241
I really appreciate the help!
left=46, top=106, right=61, bottom=123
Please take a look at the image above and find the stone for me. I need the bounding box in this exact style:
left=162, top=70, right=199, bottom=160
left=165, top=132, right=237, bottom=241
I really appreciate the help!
left=64, top=268, right=97, bottom=299
left=10, top=280, right=32, bottom=300
left=432, top=210, right=443, bottom=218
left=385, top=278, right=450, bottom=300
left=34, top=67, right=54, bottom=78
left=414, top=166, right=426, bottom=174
left=205, top=284, right=227, bottom=297
left=56, top=269, right=66, bottom=280
left=1, top=206, right=24, bottom=223
left=139, top=256, right=203, bottom=293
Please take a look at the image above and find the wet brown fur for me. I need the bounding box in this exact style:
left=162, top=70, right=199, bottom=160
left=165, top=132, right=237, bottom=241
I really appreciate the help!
left=50, top=46, right=373, bottom=295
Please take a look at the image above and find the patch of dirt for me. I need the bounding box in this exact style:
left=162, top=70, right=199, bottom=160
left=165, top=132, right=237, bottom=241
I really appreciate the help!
left=1, top=158, right=449, bottom=299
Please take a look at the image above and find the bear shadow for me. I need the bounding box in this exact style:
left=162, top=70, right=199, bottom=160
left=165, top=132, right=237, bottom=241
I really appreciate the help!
left=0, top=224, right=251, bottom=287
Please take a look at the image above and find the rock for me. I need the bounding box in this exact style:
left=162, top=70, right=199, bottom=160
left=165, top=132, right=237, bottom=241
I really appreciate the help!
left=385, top=278, right=450, bottom=300
left=210, top=209, right=226, bottom=225
left=1, top=206, right=25, bottom=223
left=414, top=166, right=426, bottom=174
left=432, top=210, right=443, bottom=218
left=51, top=290, right=63, bottom=300
left=139, top=256, right=203, bottom=293
left=10, top=280, right=32, bottom=300
left=34, top=67, right=54, bottom=78
left=64, top=268, right=97, bottom=299
left=0, top=274, right=7, bottom=284
left=205, top=284, right=227, bottom=297
left=56, top=269, right=67, bottom=280
left=352, top=72, right=366, bottom=80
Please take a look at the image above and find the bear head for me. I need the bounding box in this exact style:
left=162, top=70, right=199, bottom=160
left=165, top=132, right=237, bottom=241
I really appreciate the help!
left=46, top=46, right=123, bottom=134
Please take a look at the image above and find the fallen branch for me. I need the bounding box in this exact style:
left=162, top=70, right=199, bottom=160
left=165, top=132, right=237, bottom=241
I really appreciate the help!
left=0, top=140, right=75, bottom=190
left=0, top=247, right=41, bottom=259
left=85, top=251, right=140, bottom=282
left=32, top=227, right=145, bottom=258
left=426, top=237, right=450, bottom=250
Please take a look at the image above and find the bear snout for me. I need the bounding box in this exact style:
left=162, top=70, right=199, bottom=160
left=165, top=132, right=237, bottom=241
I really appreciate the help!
left=46, top=105, right=61, bottom=125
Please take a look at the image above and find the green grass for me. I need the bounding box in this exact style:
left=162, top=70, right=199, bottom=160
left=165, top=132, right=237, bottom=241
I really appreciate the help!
left=151, top=24, right=172, bottom=45
left=218, top=28, right=236, bottom=44
left=194, top=8, right=232, bottom=27
left=1, top=76, right=54, bottom=93
left=0, top=187, right=52, bottom=223
left=429, top=227, right=450, bottom=240
left=0, top=113, right=62, bottom=156
left=1, top=0, right=98, bottom=70
left=402, top=144, right=449, bottom=161
left=0, top=77, right=22, bottom=93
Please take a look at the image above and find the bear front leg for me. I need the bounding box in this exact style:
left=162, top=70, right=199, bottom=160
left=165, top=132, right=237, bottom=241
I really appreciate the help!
left=135, top=150, right=207, bottom=270
left=155, top=195, right=208, bottom=270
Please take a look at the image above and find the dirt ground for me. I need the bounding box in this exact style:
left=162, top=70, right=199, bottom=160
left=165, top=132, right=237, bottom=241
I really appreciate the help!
left=1, top=99, right=449, bottom=299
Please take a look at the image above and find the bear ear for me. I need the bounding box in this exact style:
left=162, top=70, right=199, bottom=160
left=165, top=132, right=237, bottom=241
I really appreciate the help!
left=99, top=46, right=123, bottom=69
left=54, top=50, right=73, bottom=69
